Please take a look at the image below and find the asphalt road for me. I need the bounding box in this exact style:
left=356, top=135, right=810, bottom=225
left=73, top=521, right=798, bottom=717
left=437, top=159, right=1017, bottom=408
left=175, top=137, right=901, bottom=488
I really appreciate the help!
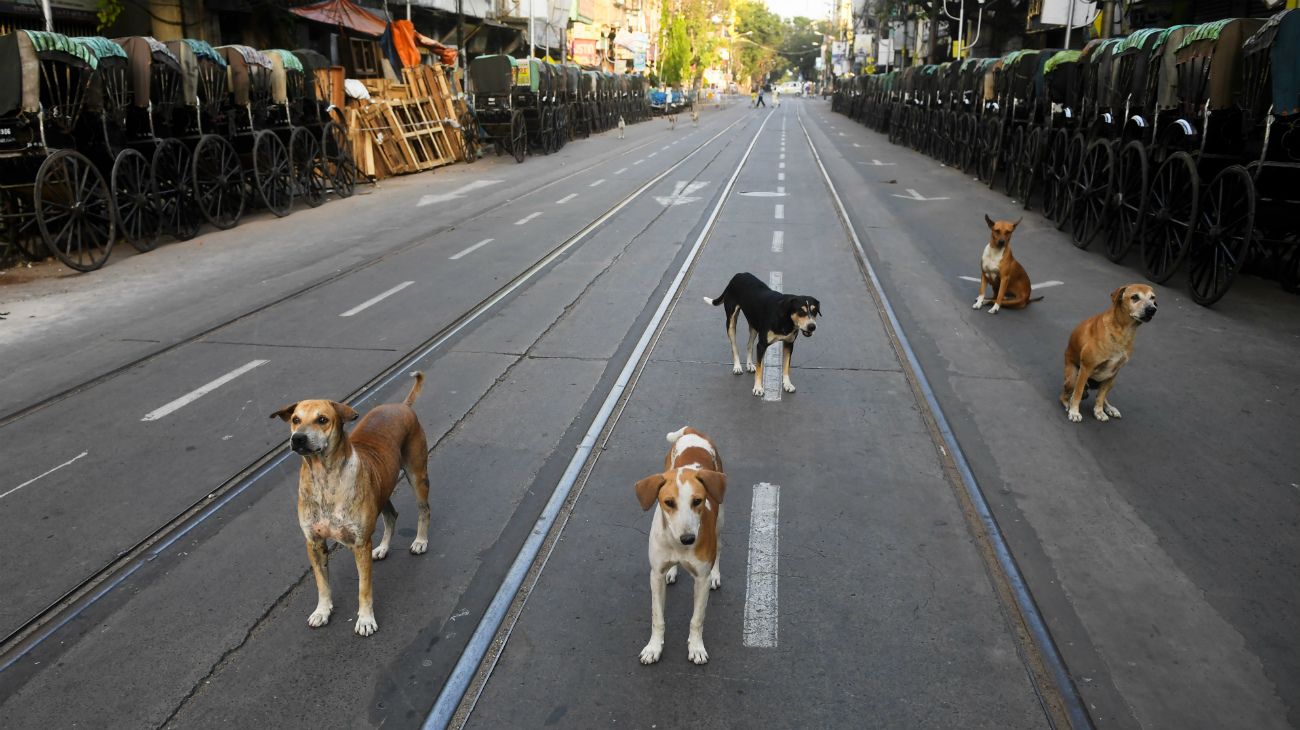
left=0, top=97, right=1295, bottom=730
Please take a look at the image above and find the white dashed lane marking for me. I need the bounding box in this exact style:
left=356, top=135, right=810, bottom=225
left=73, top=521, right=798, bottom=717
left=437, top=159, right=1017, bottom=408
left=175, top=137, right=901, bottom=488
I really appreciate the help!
left=744, top=482, right=781, bottom=648
left=142, top=360, right=270, bottom=422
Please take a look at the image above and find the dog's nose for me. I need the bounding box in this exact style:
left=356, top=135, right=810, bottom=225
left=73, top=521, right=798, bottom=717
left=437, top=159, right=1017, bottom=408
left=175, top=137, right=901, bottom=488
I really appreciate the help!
left=290, top=433, right=310, bottom=451
left=806, top=322, right=816, bottom=333
left=680, top=533, right=696, bottom=545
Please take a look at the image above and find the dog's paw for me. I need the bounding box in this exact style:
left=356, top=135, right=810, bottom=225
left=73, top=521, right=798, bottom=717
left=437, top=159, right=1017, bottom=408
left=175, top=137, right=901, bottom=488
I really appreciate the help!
left=745, top=362, right=757, bottom=373
left=371, top=544, right=389, bottom=560
left=1104, top=403, right=1122, bottom=419
left=1093, top=409, right=1109, bottom=422
left=751, top=384, right=765, bottom=397
left=665, top=566, right=678, bottom=584
left=409, top=538, right=428, bottom=555
left=709, top=571, right=721, bottom=590
left=307, top=605, right=332, bottom=628
left=355, top=613, right=378, bottom=637
left=639, top=640, right=663, bottom=665
left=972, top=297, right=986, bottom=309
left=988, top=303, right=1001, bottom=314
left=1067, top=410, right=1083, bottom=423
left=782, top=379, right=796, bottom=393
left=731, top=363, right=743, bottom=375
left=687, top=640, right=709, bottom=665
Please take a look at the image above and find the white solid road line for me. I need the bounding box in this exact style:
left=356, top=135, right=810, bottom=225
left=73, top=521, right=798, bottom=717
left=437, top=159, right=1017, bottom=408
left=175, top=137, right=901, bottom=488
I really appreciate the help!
left=450, top=239, right=496, bottom=261
left=958, top=276, right=1064, bottom=289
left=1, top=451, right=89, bottom=501
left=515, top=212, right=542, bottom=225
left=142, top=360, right=270, bottom=422
left=775, top=204, right=784, bottom=220
left=763, top=271, right=783, bottom=402
left=771, top=230, right=784, bottom=253
left=340, top=280, right=416, bottom=314
left=557, top=193, right=578, bottom=204
left=743, top=482, right=781, bottom=648
left=588, top=178, right=605, bottom=187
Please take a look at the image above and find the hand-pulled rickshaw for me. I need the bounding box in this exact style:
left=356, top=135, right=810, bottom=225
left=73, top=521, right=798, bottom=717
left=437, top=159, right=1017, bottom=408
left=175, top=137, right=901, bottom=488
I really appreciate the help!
left=217, top=45, right=293, bottom=218
left=0, top=30, right=116, bottom=271
left=469, top=55, right=529, bottom=163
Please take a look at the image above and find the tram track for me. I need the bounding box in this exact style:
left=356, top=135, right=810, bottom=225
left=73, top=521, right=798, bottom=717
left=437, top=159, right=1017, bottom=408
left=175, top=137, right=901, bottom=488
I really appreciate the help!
left=0, top=110, right=755, bottom=670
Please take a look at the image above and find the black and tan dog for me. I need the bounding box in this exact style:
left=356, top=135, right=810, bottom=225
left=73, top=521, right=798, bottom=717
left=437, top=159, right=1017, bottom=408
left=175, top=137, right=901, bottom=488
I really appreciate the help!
left=271, top=373, right=431, bottom=636
left=1060, top=285, right=1158, bottom=422
left=973, top=215, right=1042, bottom=314
left=705, top=272, right=821, bottom=396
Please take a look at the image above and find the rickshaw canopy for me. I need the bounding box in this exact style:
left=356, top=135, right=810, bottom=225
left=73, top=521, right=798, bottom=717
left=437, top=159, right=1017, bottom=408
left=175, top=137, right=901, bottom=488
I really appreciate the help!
left=0, top=30, right=97, bottom=117
left=1243, top=9, right=1300, bottom=115
left=266, top=49, right=303, bottom=104
left=115, top=36, right=180, bottom=108
left=218, top=44, right=273, bottom=107
left=1176, top=18, right=1266, bottom=109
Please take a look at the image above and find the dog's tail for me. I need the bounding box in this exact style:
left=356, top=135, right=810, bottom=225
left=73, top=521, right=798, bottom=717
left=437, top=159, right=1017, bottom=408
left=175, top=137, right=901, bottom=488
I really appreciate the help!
left=404, top=372, right=425, bottom=406
left=666, top=427, right=689, bottom=444
left=703, top=293, right=724, bottom=306
left=1028, top=295, right=1045, bottom=303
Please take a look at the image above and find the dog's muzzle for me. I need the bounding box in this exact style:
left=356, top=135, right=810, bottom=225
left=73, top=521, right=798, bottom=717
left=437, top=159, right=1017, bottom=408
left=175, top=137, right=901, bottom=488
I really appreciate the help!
left=802, top=322, right=816, bottom=337
left=1139, top=307, right=1156, bottom=323
left=290, top=433, right=319, bottom=455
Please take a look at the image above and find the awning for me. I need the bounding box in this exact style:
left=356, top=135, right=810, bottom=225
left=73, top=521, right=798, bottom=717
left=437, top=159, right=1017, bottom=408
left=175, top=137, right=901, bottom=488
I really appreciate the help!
left=289, top=0, right=388, bottom=38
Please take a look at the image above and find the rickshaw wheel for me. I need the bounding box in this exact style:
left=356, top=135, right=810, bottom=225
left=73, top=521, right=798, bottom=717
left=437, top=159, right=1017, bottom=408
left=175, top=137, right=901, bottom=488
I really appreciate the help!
left=978, top=118, right=1000, bottom=184
left=1187, top=165, right=1255, bottom=307
left=322, top=121, right=357, bottom=199
left=1019, top=128, right=1043, bottom=209
left=290, top=127, right=327, bottom=208
left=0, top=188, right=45, bottom=261
left=1070, top=140, right=1114, bottom=250
left=510, top=112, right=527, bottom=164
left=1141, top=151, right=1199, bottom=284
left=193, top=134, right=245, bottom=229
left=111, top=149, right=161, bottom=253
left=253, top=131, right=294, bottom=217
left=1055, top=133, right=1086, bottom=231
left=153, top=139, right=199, bottom=242
left=1005, top=126, right=1024, bottom=196
left=459, top=110, right=480, bottom=162
left=35, top=149, right=116, bottom=272
left=1106, top=141, right=1148, bottom=263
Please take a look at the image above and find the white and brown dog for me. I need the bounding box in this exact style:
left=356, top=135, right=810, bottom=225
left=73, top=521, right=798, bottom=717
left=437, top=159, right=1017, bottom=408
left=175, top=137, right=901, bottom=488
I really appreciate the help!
left=271, top=372, right=431, bottom=636
left=634, top=427, right=727, bottom=665
left=1060, top=285, right=1158, bottom=422
left=973, top=214, right=1041, bottom=314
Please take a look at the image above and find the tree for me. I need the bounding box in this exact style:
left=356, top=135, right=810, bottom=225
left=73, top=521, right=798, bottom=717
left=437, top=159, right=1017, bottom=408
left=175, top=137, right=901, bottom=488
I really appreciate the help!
left=779, top=17, right=826, bottom=82
left=734, top=0, right=783, bottom=88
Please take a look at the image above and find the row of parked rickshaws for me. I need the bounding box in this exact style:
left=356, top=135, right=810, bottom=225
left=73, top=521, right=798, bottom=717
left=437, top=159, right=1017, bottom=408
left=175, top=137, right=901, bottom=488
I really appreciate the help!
left=834, top=9, right=1300, bottom=306
left=468, top=56, right=651, bottom=163
left=0, top=30, right=358, bottom=272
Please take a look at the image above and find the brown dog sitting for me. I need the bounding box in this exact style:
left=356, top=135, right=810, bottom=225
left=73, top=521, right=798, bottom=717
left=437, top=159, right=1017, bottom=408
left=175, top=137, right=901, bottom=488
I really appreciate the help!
left=973, top=215, right=1042, bottom=314
left=1060, top=285, right=1158, bottom=422
left=271, top=372, right=431, bottom=636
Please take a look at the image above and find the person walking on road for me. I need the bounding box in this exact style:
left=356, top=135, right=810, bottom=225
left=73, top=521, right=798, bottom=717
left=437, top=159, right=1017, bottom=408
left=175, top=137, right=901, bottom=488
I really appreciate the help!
left=755, top=88, right=766, bottom=108
left=773, top=88, right=781, bottom=108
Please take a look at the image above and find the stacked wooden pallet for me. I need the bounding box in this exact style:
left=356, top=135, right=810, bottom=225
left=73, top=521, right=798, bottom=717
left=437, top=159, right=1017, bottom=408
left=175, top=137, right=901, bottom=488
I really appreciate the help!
left=347, top=62, right=470, bottom=179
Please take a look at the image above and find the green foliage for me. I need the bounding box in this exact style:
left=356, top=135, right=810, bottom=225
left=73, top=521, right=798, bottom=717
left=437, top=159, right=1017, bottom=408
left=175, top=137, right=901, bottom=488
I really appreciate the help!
left=96, top=0, right=124, bottom=30
left=735, top=0, right=783, bottom=87
left=660, top=3, right=691, bottom=85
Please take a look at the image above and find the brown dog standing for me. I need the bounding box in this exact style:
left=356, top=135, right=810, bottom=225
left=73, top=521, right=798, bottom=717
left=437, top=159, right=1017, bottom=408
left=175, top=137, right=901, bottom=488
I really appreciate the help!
left=973, top=215, right=1040, bottom=314
left=1060, top=285, right=1158, bottom=422
left=271, top=372, right=431, bottom=636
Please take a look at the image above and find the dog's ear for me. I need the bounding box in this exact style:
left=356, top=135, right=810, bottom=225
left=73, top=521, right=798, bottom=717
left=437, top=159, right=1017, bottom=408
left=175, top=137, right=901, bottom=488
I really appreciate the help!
left=331, top=401, right=359, bottom=423
left=809, top=297, right=823, bottom=316
left=985, top=214, right=996, bottom=229
left=1011, top=217, right=1023, bottom=229
left=696, top=470, right=727, bottom=505
left=634, top=474, right=666, bottom=511
left=270, top=403, right=297, bottom=421
left=1110, top=285, right=1127, bottom=307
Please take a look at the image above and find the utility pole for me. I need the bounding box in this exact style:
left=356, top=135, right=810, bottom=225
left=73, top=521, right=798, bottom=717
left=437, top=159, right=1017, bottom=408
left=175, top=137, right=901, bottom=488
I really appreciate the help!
left=457, top=0, right=464, bottom=72
left=40, top=0, right=53, bottom=31
left=530, top=0, right=536, bottom=59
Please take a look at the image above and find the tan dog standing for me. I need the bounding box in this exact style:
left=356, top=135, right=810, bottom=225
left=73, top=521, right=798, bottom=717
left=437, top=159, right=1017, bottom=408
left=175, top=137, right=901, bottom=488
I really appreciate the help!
left=973, top=215, right=1041, bottom=314
left=1060, top=285, right=1158, bottom=422
left=635, top=427, right=727, bottom=665
left=271, top=372, right=431, bottom=636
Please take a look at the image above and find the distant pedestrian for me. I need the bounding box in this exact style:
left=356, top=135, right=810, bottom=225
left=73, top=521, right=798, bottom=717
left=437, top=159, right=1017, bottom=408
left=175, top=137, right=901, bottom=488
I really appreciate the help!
left=755, top=89, right=766, bottom=107
left=773, top=88, right=780, bottom=108
left=750, top=90, right=757, bottom=107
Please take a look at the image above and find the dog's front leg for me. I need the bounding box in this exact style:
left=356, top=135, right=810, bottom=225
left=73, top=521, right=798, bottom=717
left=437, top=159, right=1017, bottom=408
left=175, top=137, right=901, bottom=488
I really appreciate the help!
left=989, top=274, right=1011, bottom=314
left=305, top=538, right=333, bottom=628
left=1093, top=378, right=1121, bottom=421
left=781, top=341, right=796, bottom=393
left=973, top=273, right=988, bottom=309
left=1066, top=361, right=1095, bottom=423
left=752, top=341, right=768, bottom=397
left=639, top=565, right=668, bottom=664
left=352, top=542, right=378, bottom=636
left=686, top=568, right=711, bottom=664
